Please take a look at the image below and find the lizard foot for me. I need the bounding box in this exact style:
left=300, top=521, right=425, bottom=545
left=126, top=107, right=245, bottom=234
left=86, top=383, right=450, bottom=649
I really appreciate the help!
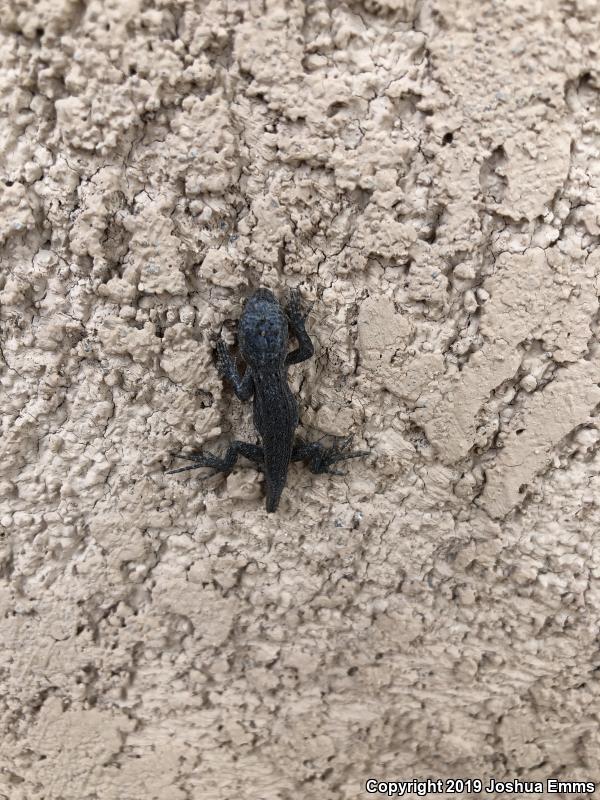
left=167, top=441, right=264, bottom=476
left=292, top=436, right=369, bottom=476
left=166, top=450, right=226, bottom=476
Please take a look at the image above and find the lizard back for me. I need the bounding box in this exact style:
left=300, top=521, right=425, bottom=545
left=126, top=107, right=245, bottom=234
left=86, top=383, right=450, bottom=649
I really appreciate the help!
left=238, top=289, right=298, bottom=512
left=252, top=368, right=298, bottom=512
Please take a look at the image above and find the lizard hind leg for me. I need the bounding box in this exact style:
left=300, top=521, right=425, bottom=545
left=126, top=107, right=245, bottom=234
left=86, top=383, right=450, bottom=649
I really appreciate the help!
left=292, top=436, right=369, bottom=476
left=167, top=441, right=264, bottom=475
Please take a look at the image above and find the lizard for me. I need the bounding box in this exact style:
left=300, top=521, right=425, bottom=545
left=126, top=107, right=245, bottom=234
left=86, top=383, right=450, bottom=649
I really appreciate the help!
left=167, top=287, right=368, bottom=513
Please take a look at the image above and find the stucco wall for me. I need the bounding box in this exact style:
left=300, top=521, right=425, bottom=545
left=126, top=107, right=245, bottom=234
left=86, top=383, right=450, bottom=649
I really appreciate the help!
left=1, top=0, right=600, bottom=798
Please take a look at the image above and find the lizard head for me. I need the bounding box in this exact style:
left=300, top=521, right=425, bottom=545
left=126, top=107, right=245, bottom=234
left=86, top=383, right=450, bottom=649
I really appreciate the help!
left=238, top=289, right=288, bottom=368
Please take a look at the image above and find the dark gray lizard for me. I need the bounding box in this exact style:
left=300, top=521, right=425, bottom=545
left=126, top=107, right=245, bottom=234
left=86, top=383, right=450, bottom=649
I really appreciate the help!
left=167, top=288, right=368, bottom=512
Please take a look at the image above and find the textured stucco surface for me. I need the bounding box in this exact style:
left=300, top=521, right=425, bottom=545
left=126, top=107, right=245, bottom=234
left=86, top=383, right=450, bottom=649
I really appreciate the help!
left=1, top=0, right=600, bottom=798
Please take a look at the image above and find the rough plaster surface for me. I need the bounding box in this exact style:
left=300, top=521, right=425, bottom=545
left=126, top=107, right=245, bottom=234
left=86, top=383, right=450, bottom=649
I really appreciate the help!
left=1, top=1, right=600, bottom=798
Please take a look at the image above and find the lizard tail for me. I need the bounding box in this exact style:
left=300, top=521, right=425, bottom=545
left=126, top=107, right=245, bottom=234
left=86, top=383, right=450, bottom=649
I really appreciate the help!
left=265, top=478, right=286, bottom=513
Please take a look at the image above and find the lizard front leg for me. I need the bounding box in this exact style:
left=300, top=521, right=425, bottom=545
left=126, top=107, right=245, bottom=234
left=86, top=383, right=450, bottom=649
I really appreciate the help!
left=216, top=338, right=254, bottom=401
left=285, top=288, right=314, bottom=366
